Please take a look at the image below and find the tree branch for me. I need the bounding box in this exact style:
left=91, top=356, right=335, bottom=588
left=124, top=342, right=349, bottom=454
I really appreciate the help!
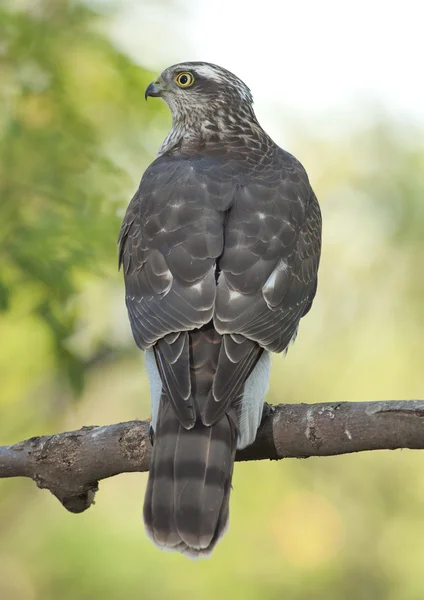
left=1, top=400, right=423, bottom=513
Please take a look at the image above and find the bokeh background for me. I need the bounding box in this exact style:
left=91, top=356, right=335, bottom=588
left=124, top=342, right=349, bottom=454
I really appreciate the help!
left=1, top=1, right=424, bottom=598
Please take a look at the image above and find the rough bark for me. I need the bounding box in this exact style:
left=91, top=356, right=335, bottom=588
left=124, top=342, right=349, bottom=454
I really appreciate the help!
left=1, top=400, right=423, bottom=513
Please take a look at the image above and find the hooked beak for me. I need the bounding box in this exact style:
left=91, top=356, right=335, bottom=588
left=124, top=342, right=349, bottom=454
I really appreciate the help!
left=145, top=80, right=163, bottom=100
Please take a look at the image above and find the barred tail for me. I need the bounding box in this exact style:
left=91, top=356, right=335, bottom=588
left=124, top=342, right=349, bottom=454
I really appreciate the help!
left=143, top=396, right=237, bottom=558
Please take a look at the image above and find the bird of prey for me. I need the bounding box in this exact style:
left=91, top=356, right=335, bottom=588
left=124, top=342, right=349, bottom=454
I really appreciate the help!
left=119, top=62, right=322, bottom=558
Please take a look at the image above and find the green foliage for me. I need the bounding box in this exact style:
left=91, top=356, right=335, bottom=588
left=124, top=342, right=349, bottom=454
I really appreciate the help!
left=0, top=0, right=158, bottom=395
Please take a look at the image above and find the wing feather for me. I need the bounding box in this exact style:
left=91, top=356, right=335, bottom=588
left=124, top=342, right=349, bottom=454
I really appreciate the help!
left=214, top=152, right=321, bottom=353
left=119, top=155, right=235, bottom=426
left=120, top=149, right=321, bottom=429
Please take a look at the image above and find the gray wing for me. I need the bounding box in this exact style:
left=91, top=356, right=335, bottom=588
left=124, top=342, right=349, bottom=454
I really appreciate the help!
left=119, top=151, right=321, bottom=429
left=214, top=150, right=321, bottom=355
left=119, top=155, right=235, bottom=427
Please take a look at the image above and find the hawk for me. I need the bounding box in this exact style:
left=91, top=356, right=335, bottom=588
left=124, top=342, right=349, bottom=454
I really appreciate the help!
left=119, top=62, right=322, bottom=558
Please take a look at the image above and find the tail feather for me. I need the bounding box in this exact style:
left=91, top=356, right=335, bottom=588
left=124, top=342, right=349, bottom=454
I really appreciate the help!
left=143, top=394, right=237, bottom=557
left=143, top=400, right=181, bottom=550
left=143, top=325, right=259, bottom=558
left=174, top=414, right=236, bottom=550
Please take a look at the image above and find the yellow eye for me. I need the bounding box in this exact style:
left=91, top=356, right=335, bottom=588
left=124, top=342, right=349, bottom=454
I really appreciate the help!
left=175, top=72, right=194, bottom=88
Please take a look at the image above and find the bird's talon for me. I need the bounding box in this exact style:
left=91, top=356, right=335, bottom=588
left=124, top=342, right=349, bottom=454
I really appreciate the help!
left=149, top=425, right=155, bottom=446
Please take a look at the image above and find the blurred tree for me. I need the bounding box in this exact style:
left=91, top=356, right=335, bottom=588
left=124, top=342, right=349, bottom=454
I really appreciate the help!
left=0, top=0, right=162, bottom=403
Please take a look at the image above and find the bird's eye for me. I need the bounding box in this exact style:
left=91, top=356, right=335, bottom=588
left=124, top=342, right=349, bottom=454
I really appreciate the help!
left=175, top=72, right=194, bottom=88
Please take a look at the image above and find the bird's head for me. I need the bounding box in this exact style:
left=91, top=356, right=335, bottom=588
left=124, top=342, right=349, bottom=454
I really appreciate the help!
left=145, top=62, right=254, bottom=126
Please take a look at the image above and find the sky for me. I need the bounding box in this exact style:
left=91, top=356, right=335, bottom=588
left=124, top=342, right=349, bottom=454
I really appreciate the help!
left=108, top=0, right=424, bottom=132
